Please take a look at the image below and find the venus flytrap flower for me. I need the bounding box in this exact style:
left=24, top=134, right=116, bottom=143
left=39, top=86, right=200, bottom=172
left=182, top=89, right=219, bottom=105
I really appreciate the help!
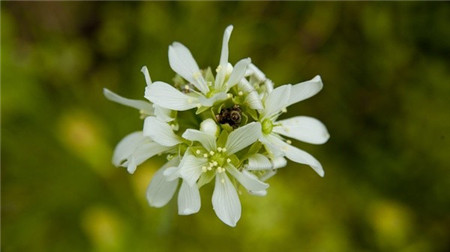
left=179, top=120, right=268, bottom=227
left=257, top=76, right=330, bottom=177
left=105, top=24, right=330, bottom=227
left=145, top=25, right=251, bottom=112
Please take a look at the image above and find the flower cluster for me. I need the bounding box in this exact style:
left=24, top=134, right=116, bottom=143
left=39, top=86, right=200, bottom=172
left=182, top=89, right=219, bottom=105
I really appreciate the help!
left=104, top=25, right=329, bottom=227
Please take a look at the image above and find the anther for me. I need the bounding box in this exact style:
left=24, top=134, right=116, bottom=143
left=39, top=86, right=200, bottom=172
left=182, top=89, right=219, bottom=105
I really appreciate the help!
left=226, top=158, right=231, bottom=163
left=286, top=140, right=292, bottom=144
left=213, top=161, right=218, bottom=166
left=209, top=151, right=215, bottom=156
left=202, top=166, right=207, bottom=172
left=203, top=153, right=208, bottom=158
left=196, top=150, right=201, bottom=155
left=238, top=91, right=244, bottom=96
left=217, top=147, right=222, bottom=152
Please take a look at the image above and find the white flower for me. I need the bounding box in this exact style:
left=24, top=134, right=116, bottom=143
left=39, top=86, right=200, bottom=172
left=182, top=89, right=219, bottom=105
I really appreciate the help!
left=145, top=25, right=251, bottom=111
left=258, top=76, right=330, bottom=177
left=111, top=131, right=171, bottom=174
left=178, top=121, right=268, bottom=227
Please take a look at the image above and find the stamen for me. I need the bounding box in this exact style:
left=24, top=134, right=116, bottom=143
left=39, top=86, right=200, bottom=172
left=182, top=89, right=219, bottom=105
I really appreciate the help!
left=209, top=151, right=215, bottom=156
left=227, top=93, right=233, bottom=98
left=226, top=158, right=231, bottom=163
left=212, top=161, right=218, bottom=166
left=202, top=166, right=207, bottom=172
left=217, top=147, right=222, bottom=152
left=238, top=91, right=244, bottom=96
left=286, top=140, right=292, bottom=144
left=196, top=150, right=201, bottom=155
left=184, top=85, right=190, bottom=90
left=216, top=65, right=222, bottom=73
left=281, top=107, right=287, bottom=113
left=203, top=153, right=208, bottom=158
left=222, top=147, right=227, bottom=152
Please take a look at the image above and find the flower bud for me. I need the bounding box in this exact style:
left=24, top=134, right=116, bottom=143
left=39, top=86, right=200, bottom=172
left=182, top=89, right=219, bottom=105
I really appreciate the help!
left=200, top=118, right=219, bottom=136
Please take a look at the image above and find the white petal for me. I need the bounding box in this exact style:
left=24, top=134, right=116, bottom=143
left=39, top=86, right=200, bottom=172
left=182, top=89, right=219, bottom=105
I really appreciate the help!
left=245, top=63, right=266, bottom=82
left=169, top=42, right=209, bottom=94
left=225, top=58, right=251, bottom=90
left=145, top=81, right=198, bottom=111
left=212, top=173, right=241, bottom=227
left=123, top=141, right=170, bottom=174
left=238, top=78, right=254, bottom=93
left=163, top=166, right=180, bottom=181
left=260, top=135, right=284, bottom=157
left=146, top=166, right=179, bottom=207
left=154, top=105, right=174, bottom=122
left=273, top=116, right=330, bottom=144
left=178, top=181, right=201, bottom=215
left=266, top=134, right=324, bottom=177
left=260, top=169, right=277, bottom=181
left=143, top=116, right=181, bottom=147
left=182, top=129, right=216, bottom=151
left=112, top=131, right=147, bottom=167
left=225, top=122, right=262, bottom=154
left=271, top=156, right=287, bottom=169
left=226, top=164, right=268, bottom=191
left=103, top=88, right=154, bottom=115
left=262, top=84, right=291, bottom=119
left=215, top=25, right=233, bottom=89
left=179, top=154, right=208, bottom=186
left=246, top=153, right=272, bottom=170
left=286, top=75, right=323, bottom=107
left=245, top=91, right=263, bottom=110
left=265, top=79, right=274, bottom=94
left=141, top=66, right=152, bottom=87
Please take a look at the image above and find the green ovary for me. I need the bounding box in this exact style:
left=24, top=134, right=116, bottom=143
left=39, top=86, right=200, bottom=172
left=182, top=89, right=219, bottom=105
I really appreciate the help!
left=262, top=119, right=273, bottom=135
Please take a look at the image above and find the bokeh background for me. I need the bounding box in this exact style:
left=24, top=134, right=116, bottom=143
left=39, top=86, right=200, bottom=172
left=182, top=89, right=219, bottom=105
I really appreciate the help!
left=2, top=2, right=450, bottom=252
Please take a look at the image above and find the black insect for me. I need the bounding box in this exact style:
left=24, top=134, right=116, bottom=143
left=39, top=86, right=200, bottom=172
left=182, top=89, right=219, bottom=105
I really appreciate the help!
left=216, top=105, right=242, bottom=129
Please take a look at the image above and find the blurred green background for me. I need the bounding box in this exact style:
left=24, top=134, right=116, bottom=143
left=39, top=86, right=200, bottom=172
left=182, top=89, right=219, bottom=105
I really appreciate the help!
left=2, top=2, right=450, bottom=252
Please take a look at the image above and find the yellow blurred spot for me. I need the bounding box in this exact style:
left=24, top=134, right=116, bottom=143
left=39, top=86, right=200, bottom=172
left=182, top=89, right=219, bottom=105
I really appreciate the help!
left=81, top=206, right=124, bottom=251
left=130, top=161, right=160, bottom=206
left=57, top=110, right=111, bottom=176
left=368, top=200, right=414, bottom=248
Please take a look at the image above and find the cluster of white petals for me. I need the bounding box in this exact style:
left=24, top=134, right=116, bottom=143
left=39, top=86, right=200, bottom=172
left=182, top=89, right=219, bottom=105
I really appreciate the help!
left=104, top=25, right=329, bottom=227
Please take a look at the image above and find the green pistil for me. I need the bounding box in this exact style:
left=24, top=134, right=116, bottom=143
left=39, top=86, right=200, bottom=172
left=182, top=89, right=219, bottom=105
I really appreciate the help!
left=262, top=119, right=273, bottom=135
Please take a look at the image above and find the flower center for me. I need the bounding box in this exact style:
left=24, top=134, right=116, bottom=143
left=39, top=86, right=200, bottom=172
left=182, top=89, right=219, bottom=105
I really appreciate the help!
left=262, top=119, right=273, bottom=135
left=199, top=148, right=231, bottom=173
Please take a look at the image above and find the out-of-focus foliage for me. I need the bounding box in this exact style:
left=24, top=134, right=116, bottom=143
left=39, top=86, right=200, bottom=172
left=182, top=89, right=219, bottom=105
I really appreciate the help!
left=2, top=2, right=450, bottom=252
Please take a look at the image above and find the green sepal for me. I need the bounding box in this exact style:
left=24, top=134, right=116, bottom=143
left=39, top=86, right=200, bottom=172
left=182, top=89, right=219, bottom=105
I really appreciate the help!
left=217, top=130, right=229, bottom=148
left=241, top=113, right=248, bottom=125
left=204, top=67, right=215, bottom=84
left=227, top=154, right=240, bottom=167
left=246, top=108, right=259, bottom=121
left=247, top=141, right=263, bottom=156
left=197, top=172, right=215, bottom=188
left=221, top=123, right=234, bottom=133
left=196, top=106, right=210, bottom=115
